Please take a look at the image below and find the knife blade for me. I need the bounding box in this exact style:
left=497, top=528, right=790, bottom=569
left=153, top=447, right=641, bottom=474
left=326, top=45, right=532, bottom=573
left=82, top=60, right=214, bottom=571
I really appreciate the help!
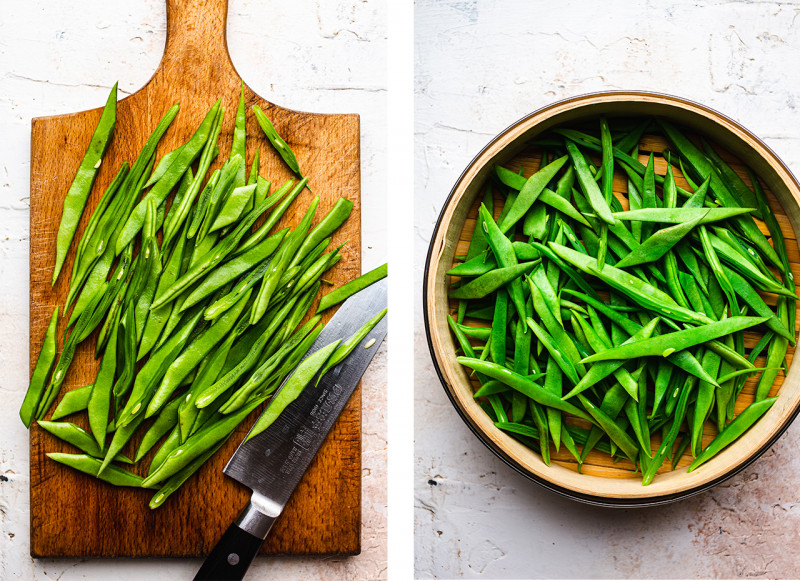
left=194, top=278, right=387, bottom=581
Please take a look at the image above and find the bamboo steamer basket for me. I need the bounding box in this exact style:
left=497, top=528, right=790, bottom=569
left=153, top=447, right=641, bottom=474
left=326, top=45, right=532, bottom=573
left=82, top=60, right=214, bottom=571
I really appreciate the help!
left=423, top=91, right=800, bottom=506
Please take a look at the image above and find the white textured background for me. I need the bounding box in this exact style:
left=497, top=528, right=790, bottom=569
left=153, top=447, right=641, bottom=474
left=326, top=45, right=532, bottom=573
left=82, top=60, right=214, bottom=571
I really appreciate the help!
left=415, top=1, right=800, bottom=578
left=0, top=1, right=387, bottom=579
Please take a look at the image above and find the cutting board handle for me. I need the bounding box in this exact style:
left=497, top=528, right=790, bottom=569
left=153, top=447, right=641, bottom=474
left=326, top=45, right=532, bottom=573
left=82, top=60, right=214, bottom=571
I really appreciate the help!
left=160, top=0, right=238, bottom=81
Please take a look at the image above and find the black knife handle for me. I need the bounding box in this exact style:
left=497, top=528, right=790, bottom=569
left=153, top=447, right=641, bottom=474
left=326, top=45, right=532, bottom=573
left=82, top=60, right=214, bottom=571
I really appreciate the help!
left=195, top=500, right=277, bottom=581
left=194, top=522, right=264, bottom=581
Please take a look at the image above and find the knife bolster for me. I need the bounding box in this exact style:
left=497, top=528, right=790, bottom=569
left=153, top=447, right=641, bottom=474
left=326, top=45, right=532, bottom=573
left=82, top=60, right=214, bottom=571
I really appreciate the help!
left=235, top=493, right=280, bottom=539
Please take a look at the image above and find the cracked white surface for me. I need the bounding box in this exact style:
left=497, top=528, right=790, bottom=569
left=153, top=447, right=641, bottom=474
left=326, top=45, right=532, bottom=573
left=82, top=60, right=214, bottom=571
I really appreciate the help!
left=0, top=1, right=387, bottom=579
left=415, top=1, right=800, bottom=578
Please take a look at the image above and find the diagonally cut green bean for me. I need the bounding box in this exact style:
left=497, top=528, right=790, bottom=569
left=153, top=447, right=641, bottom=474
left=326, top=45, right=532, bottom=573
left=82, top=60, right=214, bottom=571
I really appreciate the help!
left=116, top=100, right=221, bottom=253
left=565, top=140, right=614, bottom=224
left=53, top=84, right=117, bottom=285
left=581, top=317, right=767, bottom=364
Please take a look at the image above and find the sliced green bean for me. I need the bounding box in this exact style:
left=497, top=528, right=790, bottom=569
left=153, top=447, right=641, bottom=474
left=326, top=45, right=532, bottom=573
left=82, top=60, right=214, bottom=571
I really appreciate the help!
left=52, top=84, right=117, bottom=284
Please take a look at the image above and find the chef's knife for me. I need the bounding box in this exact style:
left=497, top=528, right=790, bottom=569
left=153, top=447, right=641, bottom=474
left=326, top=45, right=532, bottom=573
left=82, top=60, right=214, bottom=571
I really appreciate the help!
left=194, top=278, right=387, bottom=581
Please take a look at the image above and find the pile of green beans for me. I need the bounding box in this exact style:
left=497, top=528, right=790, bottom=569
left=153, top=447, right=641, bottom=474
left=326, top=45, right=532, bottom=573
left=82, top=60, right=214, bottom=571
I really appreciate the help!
left=448, top=117, right=796, bottom=484
left=23, top=85, right=388, bottom=506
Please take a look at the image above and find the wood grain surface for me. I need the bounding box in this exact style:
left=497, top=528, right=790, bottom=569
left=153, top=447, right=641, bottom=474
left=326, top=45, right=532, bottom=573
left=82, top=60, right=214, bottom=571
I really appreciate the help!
left=29, top=0, right=362, bottom=558
left=425, top=93, right=800, bottom=501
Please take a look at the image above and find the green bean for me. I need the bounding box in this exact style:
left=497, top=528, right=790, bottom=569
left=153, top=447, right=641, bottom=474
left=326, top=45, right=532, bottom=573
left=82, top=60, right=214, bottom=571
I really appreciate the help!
left=317, top=263, right=388, bottom=313
left=149, top=439, right=227, bottom=509
left=581, top=317, right=767, bottom=364
left=20, top=307, right=59, bottom=427
left=460, top=187, right=495, bottom=313
left=65, top=162, right=130, bottom=310
left=688, top=397, right=777, bottom=472
left=678, top=271, right=715, bottom=320
left=137, top=222, right=191, bottom=359
left=550, top=242, right=713, bottom=325
left=66, top=243, right=115, bottom=329
left=243, top=339, right=342, bottom=443
left=36, top=266, right=120, bottom=419
left=250, top=198, right=318, bottom=324
left=494, top=166, right=590, bottom=227
left=253, top=104, right=303, bottom=178
left=144, top=395, right=265, bottom=487
left=318, top=308, right=387, bottom=380
left=578, top=394, right=639, bottom=462
left=489, top=289, right=508, bottom=366
left=594, top=119, right=613, bottom=270
left=196, top=154, right=244, bottom=242
left=221, top=319, right=323, bottom=415
left=232, top=84, right=247, bottom=189
left=210, top=184, right=256, bottom=231
left=136, top=396, right=183, bottom=462
left=118, top=307, right=204, bottom=422
left=286, top=246, right=340, bottom=300
left=525, top=318, right=580, bottom=386
left=613, top=207, right=754, bottom=225
left=723, top=265, right=794, bottom=342
left=445, top=253, right=496, bottom=276
left=178, top=333, right=237, bottom=442
left=530, top=242, right=601, bottom=301
left=144, top=289, right=251, bottom=419
left=477, top=204, right=529, bottom=323
left=528, top=277, right=585, bottom=376
left=148, top=426, right=181, bottom=477
left=701, top=232, right=794, bottom=297
left=716, top=367, right=771, bottom=386
left=690, top=350, right=722, bottom=455
left=51, top=384, right=93, bottom=420
left=197, top=292, right=301, bottom=408
left=98, top=411, right=146, bottom=475
left=642, top=375, right=696, bottom=485
left=542, top=356, right=563, bottom=450
left=145, top=145, right=184, bottom=189
left=117, top=100, right=221, bottom=253
left=657, top=119, right=782, bottom=270
left=699, top=224, right=739, bottom=314
left=700, top=137, right=762, bottom=218
left=52, top=84, right=117, bottom=284
left=497, top=156, right=568, bottom=232
left=571, top=312, right=637, bottom=399
left=236, top=178, right=304, bottom=254
left=474, top=380, right=510, bottom=397
left=112, top=305, right=138, bottom=400
left=755, top=299, right=790, bottom=401
left=291, top=197, right=353, bottom=269
left=250, top=149, right=263, bottom=193
left=563, top=317, right=659, bottom=400
left=37, top=420, right=130, bottom=462
left=457, top=357, right=592, bottom=422
left=47, top=453, right=147, bottom=488
left=181, top=228, right=288, bottom=312
left=87, top=102, right=180, bottom=286
left=523, top=201, right=547, bottom=242
left=565, top=140, right=614, bottom=224
left=133, top=200, right=163, bottom=343
left=87, top=313, right=119, bottom=448
left=151, top=194, right=278, bottom=310
left=615, top=210, right=707, bottom=268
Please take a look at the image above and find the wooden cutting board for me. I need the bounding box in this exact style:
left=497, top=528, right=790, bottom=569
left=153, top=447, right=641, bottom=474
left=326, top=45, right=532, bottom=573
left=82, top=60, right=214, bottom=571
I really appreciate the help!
left=29, top=0, right=361, bottom=558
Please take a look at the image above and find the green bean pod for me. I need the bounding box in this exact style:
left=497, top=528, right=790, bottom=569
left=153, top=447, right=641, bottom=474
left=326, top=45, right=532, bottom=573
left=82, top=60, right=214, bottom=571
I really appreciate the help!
left=47, top=453, right=147, bottom=488
left=117, top=100, right=221, bottom=253
left=52, top=84, right=117, bottom=284
left=20, top=307, right=59, bottom=427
